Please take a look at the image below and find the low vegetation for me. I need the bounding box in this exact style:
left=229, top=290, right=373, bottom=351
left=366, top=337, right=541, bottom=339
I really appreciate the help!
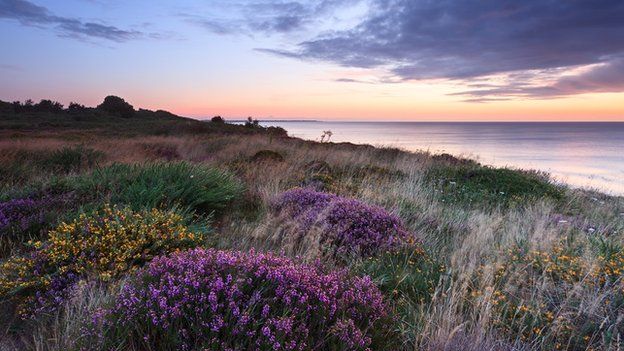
left=0, top=97, right=622, bottom=351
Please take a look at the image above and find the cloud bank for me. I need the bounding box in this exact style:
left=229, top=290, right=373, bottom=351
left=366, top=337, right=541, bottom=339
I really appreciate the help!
left=255, top=0, right=624, bottom=99
left=0, top=0, right=141, bottom=42
left=184, top=0, right=363, bottom=36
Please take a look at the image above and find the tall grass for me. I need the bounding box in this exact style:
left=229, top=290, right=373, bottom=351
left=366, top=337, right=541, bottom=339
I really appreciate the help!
left=68, top=162, right=243, bottom=215
left=0, top=131, right=622, bottom=351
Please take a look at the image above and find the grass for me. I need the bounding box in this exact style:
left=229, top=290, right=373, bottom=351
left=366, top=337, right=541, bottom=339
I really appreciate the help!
left=0, top=101, right=622, bottom=350
left=67, top=162, right=242, bottom=214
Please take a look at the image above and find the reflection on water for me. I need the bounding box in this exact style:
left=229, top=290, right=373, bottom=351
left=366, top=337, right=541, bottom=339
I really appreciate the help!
left=261, top=122, right=624, bottom=195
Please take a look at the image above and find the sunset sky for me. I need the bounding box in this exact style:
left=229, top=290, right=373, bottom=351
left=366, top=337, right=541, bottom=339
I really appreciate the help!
left=1, top=0, right=623, bottom=121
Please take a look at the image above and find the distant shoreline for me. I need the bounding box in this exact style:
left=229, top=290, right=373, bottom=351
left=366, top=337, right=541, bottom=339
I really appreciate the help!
left=212, top=119, right=624, bottom=124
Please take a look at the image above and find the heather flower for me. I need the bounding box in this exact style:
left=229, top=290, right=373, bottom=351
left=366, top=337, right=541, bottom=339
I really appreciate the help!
left=0, top=205, right=206, bottom=317
left=0, top=192, right=75, bottom=240
left=84, top=248, right=391, bottom=351
left=273, top=188, right=413, bottom=257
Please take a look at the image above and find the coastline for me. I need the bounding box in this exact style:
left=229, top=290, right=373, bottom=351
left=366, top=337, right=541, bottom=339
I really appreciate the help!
left=1, top=104, right=623, bottom=350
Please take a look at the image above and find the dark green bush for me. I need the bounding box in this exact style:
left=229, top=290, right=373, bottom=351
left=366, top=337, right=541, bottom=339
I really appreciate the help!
left=43, top=146, right=104, bottom=173
left=70, top=162, right=242, bottom=215
left=354, top=246, right=443, bottom=305
left=353, top=245, right=444, bottom=345
left=426, top=165, right=565, bottom=208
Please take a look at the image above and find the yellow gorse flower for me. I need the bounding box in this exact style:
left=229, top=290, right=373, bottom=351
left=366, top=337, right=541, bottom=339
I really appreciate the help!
left=0, top=205, right=205, bottom=315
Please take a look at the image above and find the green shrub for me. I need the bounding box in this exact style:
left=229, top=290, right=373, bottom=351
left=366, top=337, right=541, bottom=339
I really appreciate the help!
left=70, top=162, right=242, bottom=214
left=355, top=245, right=443, bottom=305
left=353, top=246, right=444, bottom=345
left=426, top=165, right=565, bottom=208
left=43, top=146, right=104, bottom=173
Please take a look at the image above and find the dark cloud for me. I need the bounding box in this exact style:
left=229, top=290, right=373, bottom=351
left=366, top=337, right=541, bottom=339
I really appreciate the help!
left=263, top=0, right=624, bottom=98
left=335, top=78, right=365, bottom=83
left=186, top=0, right=360, bottom=36
left=0, top=0, right=141, bottom=41
left=246, top=1, right=308, bottom=32
left=185, top=16, right=239, bottom=35
left=454, top=56, right=624, bottom=100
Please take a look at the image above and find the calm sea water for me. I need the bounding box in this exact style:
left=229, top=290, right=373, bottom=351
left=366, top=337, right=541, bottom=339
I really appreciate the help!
left=259, top=121, right=624, bottom=195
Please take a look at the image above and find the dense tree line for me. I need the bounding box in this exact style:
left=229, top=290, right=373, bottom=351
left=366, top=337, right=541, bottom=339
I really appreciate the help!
left=2, top=95, right=135, bottom=117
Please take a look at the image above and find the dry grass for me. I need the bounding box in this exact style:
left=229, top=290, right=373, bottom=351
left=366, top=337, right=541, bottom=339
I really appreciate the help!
left=1, top=130, right=623, bottom=351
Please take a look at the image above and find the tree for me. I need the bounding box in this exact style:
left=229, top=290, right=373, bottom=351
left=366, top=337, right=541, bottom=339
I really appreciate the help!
left=35, top=99, right=64, bottom=113
left=68, top=102, right=85, bottom=113
left=12, top=101, right=23, bottom=113
left=211, top=116, right=225, bottom=123
left=245, top=116, right=259, bottom=128
left=97, top=95, right=135, bottom=118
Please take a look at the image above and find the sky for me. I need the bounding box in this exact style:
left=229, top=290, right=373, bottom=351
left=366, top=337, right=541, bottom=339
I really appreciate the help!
left=0, top=0, right=623, bottom=121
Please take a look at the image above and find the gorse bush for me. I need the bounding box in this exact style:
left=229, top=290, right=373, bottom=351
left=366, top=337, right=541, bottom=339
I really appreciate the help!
left=479, top=242, right=624, bottom=350
left=71, top=162, right=242, bottom=214
left=273, top=188, right=413, bottom=257
left=84, top=248, right=392, bottom=351
left=0, top=205, right=206, bottom=317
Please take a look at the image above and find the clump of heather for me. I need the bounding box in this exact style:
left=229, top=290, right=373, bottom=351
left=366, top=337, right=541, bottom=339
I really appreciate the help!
left=0, top=205, right=206, bottom=317
left=0, top=192, right=75, bottom=247
left=84, top=248, right=393, bottom=351
left=273, top=188, right=413, bottom=257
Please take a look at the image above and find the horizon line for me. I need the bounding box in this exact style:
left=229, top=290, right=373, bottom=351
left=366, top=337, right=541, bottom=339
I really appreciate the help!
left=200, top=118, right=624, bottom=123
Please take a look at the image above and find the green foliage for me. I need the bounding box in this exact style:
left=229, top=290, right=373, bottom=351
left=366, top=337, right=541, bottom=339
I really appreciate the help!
left=43, top=146, right=104, bottom=173
left=70, top=162, right=242, bottom=214
left=355, top=245, right=443, bottom=305
left=0, top=147, right=103, bottom=191
left=426, top=165, right=565, bottom=208
left=353, top=245, right=444, bottom=345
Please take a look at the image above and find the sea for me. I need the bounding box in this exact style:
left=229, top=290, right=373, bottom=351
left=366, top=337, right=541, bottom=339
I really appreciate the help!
left=257, top=121, right=624, bottom=196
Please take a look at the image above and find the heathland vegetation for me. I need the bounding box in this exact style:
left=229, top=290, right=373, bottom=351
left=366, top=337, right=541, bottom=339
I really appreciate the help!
left=0, top=97, right=622, bottom=350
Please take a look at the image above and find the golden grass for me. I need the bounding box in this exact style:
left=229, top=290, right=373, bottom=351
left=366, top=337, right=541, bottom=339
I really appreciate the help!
left=1, top=130, right=623, bottom=350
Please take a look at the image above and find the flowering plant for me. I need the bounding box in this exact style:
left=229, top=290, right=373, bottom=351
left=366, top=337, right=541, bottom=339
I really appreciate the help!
left=273, top=188, right=413, bottom=257
left=480, top=243, right=624, bottom=350
left=84, top=248, right=391, bottom=351
left=0, top=205, right=205, bottom=316
left=0, top=192, right=75, bottom=242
